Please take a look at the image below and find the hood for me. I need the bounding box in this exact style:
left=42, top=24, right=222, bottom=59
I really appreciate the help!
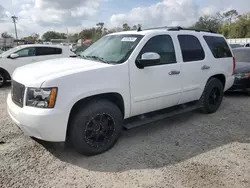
left=12, top=57, right=111, bottom=87
left=235, top=62, right=250, bottom=74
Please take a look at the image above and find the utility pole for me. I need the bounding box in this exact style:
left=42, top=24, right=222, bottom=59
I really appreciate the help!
left=11, top=15, right=18, bottom=44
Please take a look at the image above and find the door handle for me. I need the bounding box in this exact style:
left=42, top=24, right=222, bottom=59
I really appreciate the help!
left=169, top=70, right=180, bottom=75
left=201, top=65, right=210, bottom=70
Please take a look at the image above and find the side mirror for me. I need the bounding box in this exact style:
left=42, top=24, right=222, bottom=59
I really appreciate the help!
left=137, top=52, right=160, bottom=68
left=10, top=53, right=19, bottom=59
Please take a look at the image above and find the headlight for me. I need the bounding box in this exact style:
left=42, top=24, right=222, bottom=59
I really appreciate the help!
left=235, top=73, right=250, bottom=79
left=26, top=88, right=57, bottom=108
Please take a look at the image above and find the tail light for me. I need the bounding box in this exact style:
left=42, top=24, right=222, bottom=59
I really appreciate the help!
left=232, top=56, right=236, bottom=75
left=70, top=55, right=77, bottom=58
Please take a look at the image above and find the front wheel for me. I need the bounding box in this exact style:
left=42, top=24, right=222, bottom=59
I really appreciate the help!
left=69, top=100, right=123, bottom=156
left=200, top=78, right=224, bottom=114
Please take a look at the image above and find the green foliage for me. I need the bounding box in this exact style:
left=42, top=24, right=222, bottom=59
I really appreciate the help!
left=22, top=33, right=39, bottom=43
left=1, top=32, right=12, bottom=38
left=42, top=31, right=67, bottom=41
left=192, top=10, right=250, bottom=39
left=28, top=10, right=249, bottom=45
left=191, top=15, right=222, bottom=32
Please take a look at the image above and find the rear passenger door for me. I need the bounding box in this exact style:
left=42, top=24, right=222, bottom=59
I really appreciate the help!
left=35, top=47, right=63, bottom=62
left=177, top=35, right=210, bottom=104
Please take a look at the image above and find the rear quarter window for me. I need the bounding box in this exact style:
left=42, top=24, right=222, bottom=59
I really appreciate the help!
left=36, top=47, right=62, bottom=56
left=203, top=36, right=232, bottom=58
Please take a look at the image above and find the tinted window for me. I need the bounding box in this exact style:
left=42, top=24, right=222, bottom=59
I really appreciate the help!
left=16, top=47, right=36, bottom=57
left=204, top=36, right=232, bottom=58
left=36, top=47, right=62, bottom=56
left=140, top=35, right=176, bottom=65
left=178, top=35, right=205, bottom=62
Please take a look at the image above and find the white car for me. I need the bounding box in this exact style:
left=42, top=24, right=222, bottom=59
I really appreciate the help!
left=0, top=44, right=76, bottom=87
left=7, top=27, right=235, bottom=155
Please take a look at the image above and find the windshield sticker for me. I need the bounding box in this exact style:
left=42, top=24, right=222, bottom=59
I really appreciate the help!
left=121, top=37, right=137, bottom=42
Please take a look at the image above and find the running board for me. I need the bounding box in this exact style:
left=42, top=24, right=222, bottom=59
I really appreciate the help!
left=124, top=101, right=201, bottom=130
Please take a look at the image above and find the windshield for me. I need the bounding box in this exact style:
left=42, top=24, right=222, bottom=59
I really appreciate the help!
left=80, top=34, right=143, bottom=64
left=0, top=46, right=22, bottom=57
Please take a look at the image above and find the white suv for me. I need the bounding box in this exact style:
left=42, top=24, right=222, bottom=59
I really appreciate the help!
left=7, top=27, right=235, bottom=155
left=0, top=44, right=76, bottom=87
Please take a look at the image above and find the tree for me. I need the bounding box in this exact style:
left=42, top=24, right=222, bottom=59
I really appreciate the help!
left=1, top=32, right=12, bottom=38
left=192, top=15, right=222, bottom=32
left=96, top=22, right=104, bottom=30
left=68, top=33, right=79, bottom=43
left=79, top=28, right=96, bottom=40
left=132, top=25, right=137, bottom=30
left=122, top=23, right=131, bottom=31
left=42, top=31, right=67, bottom=41
left=22, top=33, right=40, bottom=43
left=96, top=22, right=105, bottom=36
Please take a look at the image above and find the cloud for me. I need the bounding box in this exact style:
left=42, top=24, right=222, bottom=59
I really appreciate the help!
left=110, top=0, right=250, bottom=28
left=110, top=0, right=199, bottom=28
left=18, top=0, right=100, bottom=27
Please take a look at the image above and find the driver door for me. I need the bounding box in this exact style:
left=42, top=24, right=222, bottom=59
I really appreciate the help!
left=129, top=35, right=182, bottom=116
left=7, top=47, right=37, bottom=75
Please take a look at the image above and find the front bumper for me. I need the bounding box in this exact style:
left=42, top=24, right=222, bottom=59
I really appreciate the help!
left=228, top=77, right=250, bottom=92
left=7, top=93, right=68, bottom=142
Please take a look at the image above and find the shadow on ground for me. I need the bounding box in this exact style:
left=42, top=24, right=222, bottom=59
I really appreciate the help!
left=37, top=93, right=250, bottom=172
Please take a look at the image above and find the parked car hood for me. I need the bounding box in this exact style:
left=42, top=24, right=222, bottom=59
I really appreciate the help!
left=12, top=57, right=111, bottom=87
left=235, top=62, right=250, bottom=73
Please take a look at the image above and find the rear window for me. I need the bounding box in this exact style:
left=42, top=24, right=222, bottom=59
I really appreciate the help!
left=178, top=35, right=205, bottom=62
left=36, top=47, right=62, bottom=56
left=203, top=36, right=232, bottom=58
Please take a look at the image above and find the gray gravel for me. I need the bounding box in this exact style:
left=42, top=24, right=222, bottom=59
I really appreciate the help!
left=0, top=86, right=250, bottom=188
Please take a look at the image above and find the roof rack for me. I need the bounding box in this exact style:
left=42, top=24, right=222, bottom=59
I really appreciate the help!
left=137, top=26, right=216, bottom=33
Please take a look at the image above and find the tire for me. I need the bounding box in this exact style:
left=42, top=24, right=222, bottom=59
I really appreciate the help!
left=69, top=100, right=123, bottom=156
left=0, top=71, right=6, bottom=88
left=200, top=78, right=224, bottom=114
left=247, top=90, right=250, bottom=96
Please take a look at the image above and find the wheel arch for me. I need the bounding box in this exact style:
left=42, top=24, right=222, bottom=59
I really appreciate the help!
left=66, top=92, right=125, bottom=139
left=0, top=67, right=11, bottom=80
left=207, top=74, right=226, bottom=89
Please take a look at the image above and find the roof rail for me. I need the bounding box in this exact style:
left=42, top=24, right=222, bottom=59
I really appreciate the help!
left=137, top=26, right=216, bottom=33
left=168, top=27, right=217, bottom=33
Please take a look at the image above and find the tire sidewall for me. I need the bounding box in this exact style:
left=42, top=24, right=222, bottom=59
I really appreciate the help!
left=70, top=100, right=123, bottom=155
left=0, top=72, right=5, bottom=88
left=202, top=78, right=224, bottom=113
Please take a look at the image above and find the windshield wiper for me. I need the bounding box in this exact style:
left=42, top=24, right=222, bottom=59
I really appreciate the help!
left=86, top=55, right=109, bottom=64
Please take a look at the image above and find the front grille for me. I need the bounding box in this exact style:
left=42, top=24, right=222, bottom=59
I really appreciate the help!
left=11, top=81, right=25, bottom=107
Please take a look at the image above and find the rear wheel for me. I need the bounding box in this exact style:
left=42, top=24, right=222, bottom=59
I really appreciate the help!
left=69, top=100, right=123, bottom=156
left=0, top=72, right=6, bottom=88
left=200, top=78, right=224, bottom=114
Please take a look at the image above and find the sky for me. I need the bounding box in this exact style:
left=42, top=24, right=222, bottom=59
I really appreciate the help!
left=0, top=0, right=250, bottom=38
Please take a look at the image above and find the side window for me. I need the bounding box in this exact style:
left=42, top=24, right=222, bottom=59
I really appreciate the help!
left=203, top=36, right=232, bottom=58
left=16, top=47, right=36, bottom=57
left=139, top=35, right=176, bottom=65
left=36, top=47, right=62, bottom=56
left=178, top=35, right=205, bottom=62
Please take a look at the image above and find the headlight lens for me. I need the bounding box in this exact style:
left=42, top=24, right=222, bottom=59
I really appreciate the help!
left=26, top=88, right=57, bottom=108
left=235, top=73, right=250, bottom=79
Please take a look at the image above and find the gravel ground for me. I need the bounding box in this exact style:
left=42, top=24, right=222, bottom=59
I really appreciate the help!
left=0, top=86, right=250, bottom=188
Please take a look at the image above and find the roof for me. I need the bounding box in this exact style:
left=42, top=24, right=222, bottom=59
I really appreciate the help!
left=16, top=44, right=70, bottom=49
left=108, top=28, right=222, bottom=37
